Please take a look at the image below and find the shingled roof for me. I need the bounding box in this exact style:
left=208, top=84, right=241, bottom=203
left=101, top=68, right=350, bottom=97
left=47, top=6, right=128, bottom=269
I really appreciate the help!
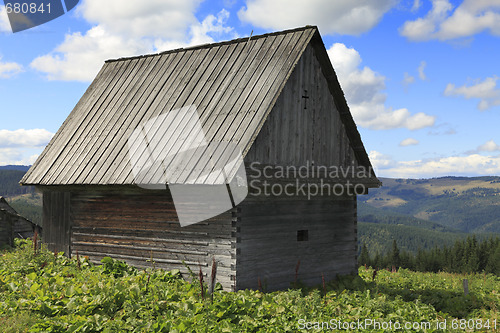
left=21, top=26, right=375, bottom=186
left=0, top=197, right=17, bottom=215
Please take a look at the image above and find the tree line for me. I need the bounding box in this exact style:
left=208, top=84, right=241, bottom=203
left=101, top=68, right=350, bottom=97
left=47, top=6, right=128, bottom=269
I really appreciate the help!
left=359, top=235, right=500, bottom=275
left=0, top=170, right=34, bottom=197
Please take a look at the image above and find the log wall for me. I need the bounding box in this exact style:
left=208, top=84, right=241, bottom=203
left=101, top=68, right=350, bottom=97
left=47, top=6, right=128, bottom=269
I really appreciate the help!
left=69, top=191, right=237, bottom=291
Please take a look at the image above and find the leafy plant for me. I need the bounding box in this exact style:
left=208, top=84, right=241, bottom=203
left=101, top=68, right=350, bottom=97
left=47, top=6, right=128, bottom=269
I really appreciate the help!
left=0, top=242, right=498, bottom=332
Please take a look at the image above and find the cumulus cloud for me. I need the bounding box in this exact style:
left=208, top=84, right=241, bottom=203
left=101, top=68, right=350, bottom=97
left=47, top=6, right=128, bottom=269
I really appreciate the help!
left=0, top=148, right=39, bottom=166
left=0, top=129, right=53, bottom=165
left=154, top=9, right=237, bottom=51
left=0, top=57, right=23, bottom=78
left=399, top=138, right=419, bottom=146
left=328, top=43, right=435, bottom=130
left=31, top=2, right=235, bottom=81
left=77, top=0, right=202, bottom=40
left=400, top=0, right=500, bottom=41
left=478, top=139, right=500, bottom=152
left=369, top=150, right=395, bottom=169
left=370, top=150, right=500, bottom=177
left=444, top=77, right=500, bottom=110
left=238, top=0, right=395, bottom=35
left=31, top=26, right=152, bottom=81
left=0, top=129, right=54, bottom=148
left=0, top=6, right=10, bottom=32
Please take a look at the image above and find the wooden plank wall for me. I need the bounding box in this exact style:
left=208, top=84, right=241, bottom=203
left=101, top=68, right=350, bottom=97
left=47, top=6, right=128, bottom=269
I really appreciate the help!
left=0, top=211, right=13, bottom=247
left=13, top=217, right=36, bottom=239
left=42, top=192, right=71, bottom=254
left=70, top=191, right=237, bottom=291
left=245, top=43, right=359, bottom=169
left=236, top=194, right=357, bottom=291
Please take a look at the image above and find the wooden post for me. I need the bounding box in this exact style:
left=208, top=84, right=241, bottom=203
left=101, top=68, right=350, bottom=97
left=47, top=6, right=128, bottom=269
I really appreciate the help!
left=463, top=279, right=469, bottom=296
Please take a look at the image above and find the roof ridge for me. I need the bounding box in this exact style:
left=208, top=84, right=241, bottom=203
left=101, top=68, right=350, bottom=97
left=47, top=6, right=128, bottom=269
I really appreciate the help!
left=105, top=25, right=318, bottom=63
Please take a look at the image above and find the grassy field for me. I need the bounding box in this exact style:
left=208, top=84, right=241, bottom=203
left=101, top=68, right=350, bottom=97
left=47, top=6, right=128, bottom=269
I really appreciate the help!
left=0, top=240, right=499, bottom=332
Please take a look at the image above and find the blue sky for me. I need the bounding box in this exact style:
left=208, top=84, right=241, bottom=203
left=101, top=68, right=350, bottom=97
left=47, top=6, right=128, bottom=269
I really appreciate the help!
left=1, top=0, right=499, bottom=178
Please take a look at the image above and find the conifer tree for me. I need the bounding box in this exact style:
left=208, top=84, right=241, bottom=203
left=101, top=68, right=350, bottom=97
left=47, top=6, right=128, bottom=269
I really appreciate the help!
left=391, top=240, right=400, bottom=268
left=359, top=243, right=370, bottom=267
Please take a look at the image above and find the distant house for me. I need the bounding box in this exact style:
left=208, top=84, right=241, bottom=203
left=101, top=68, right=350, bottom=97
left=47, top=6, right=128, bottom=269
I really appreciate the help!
left=21, top=26, right=381, bottom=291
left=0, top=196, right=39, bottom=247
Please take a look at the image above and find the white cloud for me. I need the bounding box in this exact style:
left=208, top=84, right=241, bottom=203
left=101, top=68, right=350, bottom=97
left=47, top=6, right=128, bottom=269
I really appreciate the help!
left=370, top=150, right=500, bottom=177
left=0, top=129, right=54, bottom=148
left=428, top=123, right=457, bottom=135
left=444, top=77, right=500, bottom=110
left=400, top=0, right=500, bottom=41
left=328, top=43, right=435, bottom=130
left=369, top=150, right=395, bottom=169
left=411, top=0, right=422, bottom=12
left=238, top=0, right=395, bottom=36
left=31, top=3, right=236, bottom=82
left=0, top=129, right=52, bottom=165
left=0, top=57, right=23, bottom=78
left=77, top=0, right=202, bottom=40
left=0, top=148, right=38, bottom=166
left=31, top=26, right=152, bottom=81
left=478, top=139, right=500, bottom=152
left=189, top=9, right=235, bottom=44
left=402, top=72, right=415, bottom=86
left=154, top=9, right=237, bottom=51
left=418, top=60, right=427, bottom=80
left=0, top=6, right=10, bottom=32
left=399, top=138, right=419, bottom=146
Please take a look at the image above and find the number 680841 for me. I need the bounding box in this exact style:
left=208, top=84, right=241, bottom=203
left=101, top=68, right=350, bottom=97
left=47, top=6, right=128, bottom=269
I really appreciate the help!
left=5, top=2, right=51, bottom=14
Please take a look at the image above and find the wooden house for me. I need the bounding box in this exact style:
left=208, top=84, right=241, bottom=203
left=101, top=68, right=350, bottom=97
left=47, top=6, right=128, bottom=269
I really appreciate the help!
left=0, top=196, right=39, bottom=246
left=21, top=26, right=381, bottom=291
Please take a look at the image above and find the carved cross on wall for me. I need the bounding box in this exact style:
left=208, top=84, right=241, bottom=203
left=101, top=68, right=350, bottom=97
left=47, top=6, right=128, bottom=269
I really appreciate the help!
left=302, top=89, right=309, bottom=109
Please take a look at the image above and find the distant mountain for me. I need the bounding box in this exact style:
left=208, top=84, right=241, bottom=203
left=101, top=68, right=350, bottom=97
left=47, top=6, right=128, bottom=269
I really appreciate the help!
left=360, top=176, right=500, bottom=233
left=0, top=165, right=30, bottom=172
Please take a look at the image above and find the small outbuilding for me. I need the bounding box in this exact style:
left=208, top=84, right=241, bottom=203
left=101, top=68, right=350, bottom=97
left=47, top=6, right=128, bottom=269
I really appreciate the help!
left=0, top=196, right=39, bottom=246
left=21, top=26, right=381, bottom=291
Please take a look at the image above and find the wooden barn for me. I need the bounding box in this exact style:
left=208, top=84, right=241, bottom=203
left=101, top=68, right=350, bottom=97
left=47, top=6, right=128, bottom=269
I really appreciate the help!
left=0, top=196, right=39, bottom=246
left=21, top=26, right=380, bottom=291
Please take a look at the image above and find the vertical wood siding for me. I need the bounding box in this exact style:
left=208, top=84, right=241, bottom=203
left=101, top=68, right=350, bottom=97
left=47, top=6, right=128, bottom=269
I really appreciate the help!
left=0, top=211, right=14, bottom=247
left=43, top=192, right=71, bottom=254
left=245, top=43, right=359, bottom=169
left=236, top=195, right=357, bottom=291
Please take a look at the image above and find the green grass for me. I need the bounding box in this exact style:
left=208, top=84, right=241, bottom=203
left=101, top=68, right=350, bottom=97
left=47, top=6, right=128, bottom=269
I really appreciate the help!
left=1, top=240, right=499, bottom=332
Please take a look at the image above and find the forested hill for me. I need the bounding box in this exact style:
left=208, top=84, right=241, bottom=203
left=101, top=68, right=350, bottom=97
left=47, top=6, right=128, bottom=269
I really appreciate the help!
left=0, top=169, right=34, bottom=196
left=0, top=167, right=41, bottom=225
left=360, top=176, right=500, bottom=234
